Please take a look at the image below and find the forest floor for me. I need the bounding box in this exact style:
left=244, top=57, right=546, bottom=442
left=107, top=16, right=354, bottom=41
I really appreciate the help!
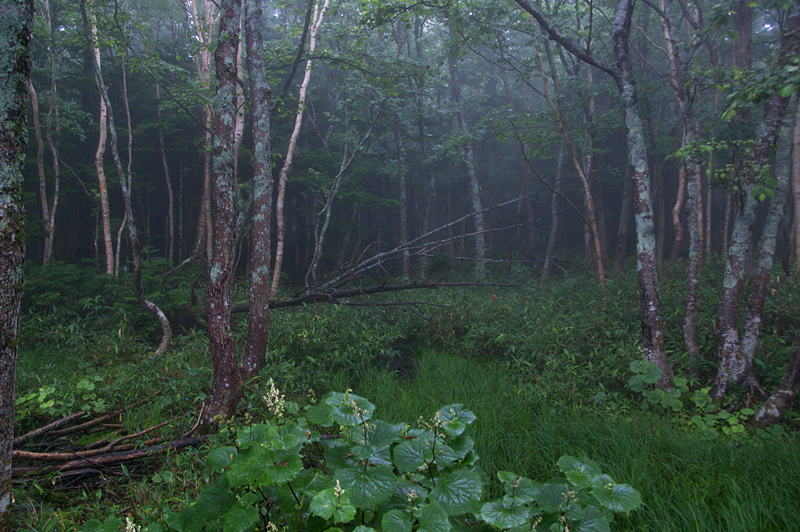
left=10, top=259, right=800, bottom=531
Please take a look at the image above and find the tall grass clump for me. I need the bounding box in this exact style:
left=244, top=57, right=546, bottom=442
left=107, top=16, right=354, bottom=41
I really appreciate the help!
left=346, top=349, right=800, bottom=532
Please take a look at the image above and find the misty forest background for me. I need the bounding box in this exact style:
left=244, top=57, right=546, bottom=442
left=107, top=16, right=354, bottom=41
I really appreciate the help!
left=9, top=0, right=800, bottom=530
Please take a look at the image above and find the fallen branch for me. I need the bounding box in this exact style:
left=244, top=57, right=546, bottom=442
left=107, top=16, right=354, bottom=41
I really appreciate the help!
left=13, top=435, right=208, bottom=478
left=13, top=411, right=86, bottom=447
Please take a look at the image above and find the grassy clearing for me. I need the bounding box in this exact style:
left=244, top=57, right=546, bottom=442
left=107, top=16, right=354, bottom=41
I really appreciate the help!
left=348, top=349, right=800, bottom=532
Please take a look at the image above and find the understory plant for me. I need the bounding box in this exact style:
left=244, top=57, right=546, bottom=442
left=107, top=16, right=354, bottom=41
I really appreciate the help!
left=80, top=383, right=641, bottom=532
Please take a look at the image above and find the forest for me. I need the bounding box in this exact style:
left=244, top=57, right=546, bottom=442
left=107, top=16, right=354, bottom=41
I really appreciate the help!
left=1, top=0, right=800, bottom=530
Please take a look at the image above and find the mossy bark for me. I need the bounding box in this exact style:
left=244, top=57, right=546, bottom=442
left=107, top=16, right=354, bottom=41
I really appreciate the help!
left=203, top=0, right=242, bottom=429
left=241, top=0, right=273, bottom=383
left=0, top=2, right=32, bottom=529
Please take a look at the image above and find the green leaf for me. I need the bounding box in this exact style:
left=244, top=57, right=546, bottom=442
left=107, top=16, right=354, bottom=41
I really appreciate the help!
left=591, top=479, right=642, bottom=514
left=325, top=392, right=375, bottom=426
left=336, top=465, right=399, bottom=508
left=207, top=446, right=238, bottom=471
left=165, top=507, right=204, bottom=532
left=438, top=404, right=476, bottom=437
left=429, top=469, right=482, bottom=515
left=382, top=510, right=413, bottom=532
left=480, top=500, right=530, bottom=529
left=630, top=360, right=661, bottom=384
left=353, top=526, right=377, bottom=532
left=445, top=434, right=474, bottom=461
left=574, top=506, right=611, bottom=532
left=310, top=487, right=357, bottom=523
left=394, top=437, right=433, bottom=472
left=416, top=501, right=451, bottom=532
left=534, top=482, right=569, bottom=513
left=196, top=476, right=237, bottom=519
left=222, top=504, right=260, bottom=532
left=558, top=456, right=601, bottom=489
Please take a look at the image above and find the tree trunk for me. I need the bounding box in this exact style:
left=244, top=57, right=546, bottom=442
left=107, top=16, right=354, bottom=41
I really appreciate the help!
left=793, top=100, right=800, bottom=268
left=447, top=54, right=486, bottom=281
left=738, top=108, right=794, bottom=394
left=157, top=84, right=175, bottom=264
left=270, top=0, right=329, bottom=299
left=542, top=145, right=564, bottom=279
left=713, top=0, right=800, bottom=398
left=241, top=0, right=273, bottom=383
left=202, top=0, right=242, bottom=428
left=612, top=0, right=674, bottom=388
left=82, top=0, right=114, bottom=275
left=28, top=79, right=50, bottom=264
left=85, top=5, right=172, bottom=359
left=42, top=0, right=59, bottom=265
left=394, top=115, right=410, bottom=279
left=614, top=163, right=633, bottom=272
left=750, top=330, right=800, bottom=428
left=0, top=2, right=32, bottom=529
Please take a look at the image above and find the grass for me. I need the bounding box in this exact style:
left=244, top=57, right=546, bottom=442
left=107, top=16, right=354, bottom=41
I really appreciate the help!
left=346, top=349, right=800, bottom=532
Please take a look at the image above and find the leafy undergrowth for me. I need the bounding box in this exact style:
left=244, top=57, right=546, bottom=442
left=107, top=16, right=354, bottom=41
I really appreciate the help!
left=12, top=261, right=800, bottom=531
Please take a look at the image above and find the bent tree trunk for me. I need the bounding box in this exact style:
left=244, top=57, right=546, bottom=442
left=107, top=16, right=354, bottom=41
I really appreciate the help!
left=203, top=0, right=242, bottom=428
left=0, top=2, right=32, bottom=529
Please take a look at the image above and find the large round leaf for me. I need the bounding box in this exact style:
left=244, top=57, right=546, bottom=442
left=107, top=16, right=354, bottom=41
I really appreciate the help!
left=429, top=469, right=482, bottom=515
left=438, top=405, right=476, bottom=437
left=336, top=465, right=399, bottom=508
left=416, top=501, right=451, bottom=532
left=382, top=510, right=413, bottom=532
left=394, top=438, right=433, bottom=473
left=591, top=480, right=642, bottom=514
left=480, top=500, right=530, bottom=529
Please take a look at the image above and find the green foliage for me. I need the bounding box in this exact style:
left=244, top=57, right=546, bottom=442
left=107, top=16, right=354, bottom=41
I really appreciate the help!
left=78, top=387, right=640, bottom=532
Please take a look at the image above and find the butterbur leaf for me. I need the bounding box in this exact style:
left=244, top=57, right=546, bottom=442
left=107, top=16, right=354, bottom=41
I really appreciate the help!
left=102, top=518, right=124, bottom=532
left=433, top=443, right=460, bottom=468
left=438, top=404, right=476, bottom=437
left=591, top=479, right=642, bottom=514
left=222, top=504, right=260, bottom=532
left=336, top=465, right=398, bottom=508
left=558, top=456, right=601, bottom=489
left=207, top=445, right=238, bottom=471
left=307, top=402, right=335, bottom=425
left=143, top=524, right=164, bottom=532
left=534, top=482, right=569, bottom=513
left=79, top=519, right=103, bottom=532
left=325, top=392, right=375, bottom=426
left=353, top=526, right=377, bottom=532
left=574, top=506, right=611, bottom=532
left=445, top=434, right=474, bottom=460
left=416, top=501, right=451, bottom=532
left=196, top=476, right=237, bottom=519
left=310, top=488, right=357, bottom=523
left=501, top=475, right=539, bottom=506
left=630, top=360, right=661, bottom=384
left=165, top=507, right=204, bottom=532
left=480, top=500, right=530, bottom=528
left=394, top=437, right=433, bottom=472
left=382, top=509, right=413, bottom=532
left=383, top=480, right=429, bottom=510
left=429, top=469, right=482, bottom=515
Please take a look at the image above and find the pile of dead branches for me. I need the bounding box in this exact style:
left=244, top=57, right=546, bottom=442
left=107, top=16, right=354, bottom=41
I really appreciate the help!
left=12, top=410, right=207, bottom=489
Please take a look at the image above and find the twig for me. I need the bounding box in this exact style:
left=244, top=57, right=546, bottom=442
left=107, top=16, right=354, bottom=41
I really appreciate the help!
left=13, top=411, right=86, bottom=447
